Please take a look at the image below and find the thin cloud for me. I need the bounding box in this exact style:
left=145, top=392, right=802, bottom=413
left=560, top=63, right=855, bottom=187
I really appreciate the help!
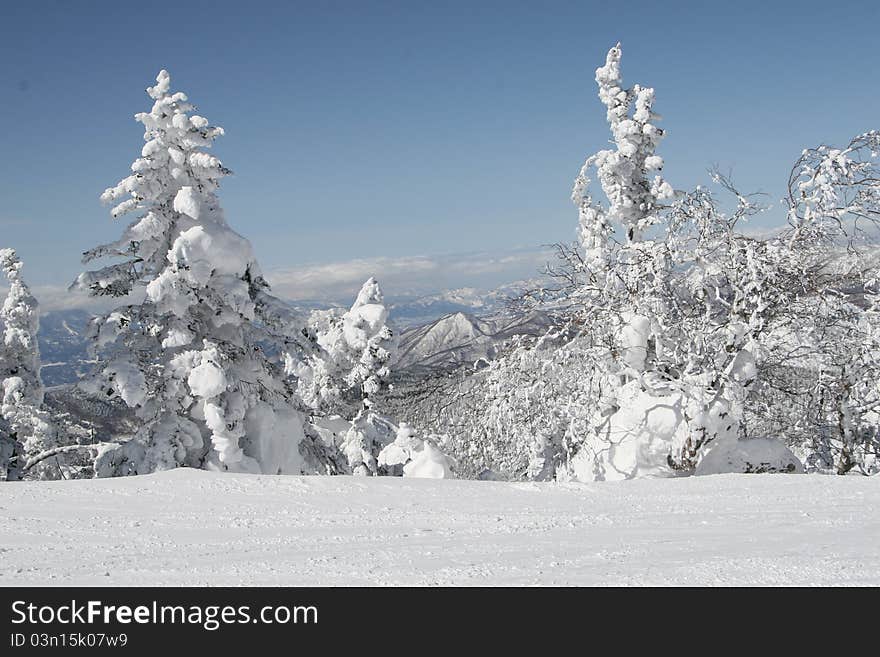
left=0, top=284, right=142, bottom=314
left=2, top=247, right=556, bottom=313
left=265, top=247, right=555, bottom=302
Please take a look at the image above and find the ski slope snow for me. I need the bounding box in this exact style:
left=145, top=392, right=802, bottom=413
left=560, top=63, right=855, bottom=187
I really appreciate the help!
left=1, top=470, right=878, bottom=586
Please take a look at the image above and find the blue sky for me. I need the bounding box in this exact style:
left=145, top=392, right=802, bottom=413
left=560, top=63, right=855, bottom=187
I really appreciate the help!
left=1, top=0, right=878, bottom=300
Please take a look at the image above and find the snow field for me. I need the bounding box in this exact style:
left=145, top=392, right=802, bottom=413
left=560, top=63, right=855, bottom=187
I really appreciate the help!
left=2, top=469, right=877, bottom=586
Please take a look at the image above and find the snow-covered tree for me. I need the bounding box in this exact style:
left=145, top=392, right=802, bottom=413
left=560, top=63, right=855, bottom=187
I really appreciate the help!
left=409, top=44, right=818, bottom=482
left=566, top=64, right=880, bottom=478
left=573, top=42, right=673, bottom=253
left=563, top=44, right=729, bottom=477
left=294, top=278, right=399, bottom=475
left=568, top=46, right=676, bottom=402
left=557, top=44, right=850, bottom=479
left=74, top=70, right=322, bottom=476
left=298, top=278, right=397, bottom=415
left=785, top=131, right=880, bottom=248
left=0, top=249, right=58, bottom=480
left=334, top=277, right=397, bottom=408
left=747, top=132, right=880, bottom=475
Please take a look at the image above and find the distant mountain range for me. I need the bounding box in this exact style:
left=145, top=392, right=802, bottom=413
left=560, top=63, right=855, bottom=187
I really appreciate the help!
left=395, top=310, right=554, bottom=373
left=37, top=308, right=94, bottom=387
left=35, top=279, right=554, bottom=385
left=387, top=282, right=529, bottom=327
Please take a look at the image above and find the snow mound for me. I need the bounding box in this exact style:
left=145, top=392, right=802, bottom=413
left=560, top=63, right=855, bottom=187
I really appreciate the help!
left=243, top=402, right=307, bottom=475
left=403, top=441, right=453, bottom=479
left=696, top=438, right=804, bottom=475
left=378, top=423, right=423, bottom=469
left=570, top=381, right=683, bottom=481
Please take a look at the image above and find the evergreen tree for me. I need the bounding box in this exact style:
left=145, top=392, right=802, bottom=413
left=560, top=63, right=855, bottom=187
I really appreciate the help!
left=299, top=277, right=399, bottom=474
left=0, top=249, right=57, bottom=480
left=74, top=70, right=318, bottom=476
left=302, top=277, right=397, bottom=413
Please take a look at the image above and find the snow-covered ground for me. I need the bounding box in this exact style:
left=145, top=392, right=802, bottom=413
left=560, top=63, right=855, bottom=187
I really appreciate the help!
left=2, top=470, right=878, bottom=586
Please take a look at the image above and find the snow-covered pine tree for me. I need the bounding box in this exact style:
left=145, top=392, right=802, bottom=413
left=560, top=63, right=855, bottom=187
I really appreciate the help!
left=74, top=70, right=320, bottom=476
left=300, top=277, right=398, bottom=475
left=0, top=249, right=58, bottom=480
left=319, top=278, right=396, bottom=409
left=297, top=278, right=397, bottom=419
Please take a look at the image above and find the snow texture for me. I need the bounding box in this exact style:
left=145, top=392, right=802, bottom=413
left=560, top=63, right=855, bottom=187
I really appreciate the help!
left=1, top=469, right=877, bottom=586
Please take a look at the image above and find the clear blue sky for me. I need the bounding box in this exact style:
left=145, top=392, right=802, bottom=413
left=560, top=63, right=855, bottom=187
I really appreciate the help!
left=1, top=0, right=878, bottom=288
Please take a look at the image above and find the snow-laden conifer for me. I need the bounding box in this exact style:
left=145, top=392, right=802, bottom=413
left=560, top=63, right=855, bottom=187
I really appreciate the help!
left=75, top=71, right=318, bottom=476
left=297, top=278, right=398, bottom=418
left=294, top=278, right=399, bottom=474
left=0, top=249, right=58, bottom=479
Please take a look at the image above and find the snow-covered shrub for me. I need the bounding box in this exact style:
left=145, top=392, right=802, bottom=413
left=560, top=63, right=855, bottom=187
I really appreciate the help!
left=403, top=441, right=454, bottom=479
left=378, top=423, right=453, bottom=479
left=397, top=46, right=880, bottom=480
left=744, top=254, right=880, bottom=475
left=772, top=134, right=880, bottom=474
left=75, top=70, right=329, bottom=477
left=695, top=438, right=803, bottom=475
left=338, top=410, right=396, bottom=476
left=732, top=134, right=880, bottom=476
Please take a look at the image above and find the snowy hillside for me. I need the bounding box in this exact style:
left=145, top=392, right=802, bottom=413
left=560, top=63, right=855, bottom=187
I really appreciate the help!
left=2, top=469, right=878, bottom=586
left=396, top=310, right=555, bottom=372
